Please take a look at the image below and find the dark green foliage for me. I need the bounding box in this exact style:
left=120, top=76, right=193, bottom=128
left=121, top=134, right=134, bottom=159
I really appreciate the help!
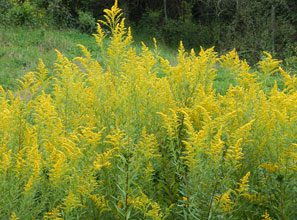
left=133, top=0, right=297, bottom=63
left=78, top=11, right=96, bottom=34
left=0, top=0, right=44, bottom=26
left=46, top=0, right=76, bottom=27
left=0, top=0, right=11, bottom=23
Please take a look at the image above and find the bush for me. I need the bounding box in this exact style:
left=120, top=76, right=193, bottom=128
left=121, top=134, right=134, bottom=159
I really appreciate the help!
left=163, top=19, right=214, bottom=49
left=136, top=10, right=163, bottom=40
left=137, top=11, right=214, bottom=50
left=78, top=11, right=96, bottom=34
left=7, top=1, right=44, bottom=26
left=46, top=0, right=75, bottom=28
left=0, top=0, right=13, bottom=24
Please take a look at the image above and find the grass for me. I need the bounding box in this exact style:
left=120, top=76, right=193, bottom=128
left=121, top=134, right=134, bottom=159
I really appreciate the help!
left=1, top=25, right=289, bottom=93
left=0, top=26, right=100, bottom=89
left=0, top=26, right=177, bottom=90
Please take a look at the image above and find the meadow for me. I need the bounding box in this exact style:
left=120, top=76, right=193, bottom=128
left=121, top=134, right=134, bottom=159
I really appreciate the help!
left=0, top=1, right=297, bottom=220
left=0, top=25, right=175, bottom=90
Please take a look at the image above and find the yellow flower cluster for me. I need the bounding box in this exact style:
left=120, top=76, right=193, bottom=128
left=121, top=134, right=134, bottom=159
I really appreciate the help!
left=0, top=1, right=296, bottom=219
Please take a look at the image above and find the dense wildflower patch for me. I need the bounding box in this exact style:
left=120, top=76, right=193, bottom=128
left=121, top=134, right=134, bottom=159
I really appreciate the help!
left=1, top=1, right=296, bottom=219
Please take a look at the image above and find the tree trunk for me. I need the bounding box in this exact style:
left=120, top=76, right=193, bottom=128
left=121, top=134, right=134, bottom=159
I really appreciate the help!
left=164, top=0, right=168, bottom=22
left=271, top=5, right=276, bottom=53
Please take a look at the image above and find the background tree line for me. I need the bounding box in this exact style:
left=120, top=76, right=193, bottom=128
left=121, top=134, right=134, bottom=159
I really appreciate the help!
left=1, top=0, right=297, bottom=63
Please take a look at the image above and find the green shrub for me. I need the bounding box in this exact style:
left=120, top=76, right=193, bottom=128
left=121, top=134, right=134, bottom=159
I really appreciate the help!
left=78, top=11, right=96, bottom=34
left=163, top=19, right=214, bottom=49
left=0, top=0, right=13, bottom=24
left=7, top=1, right=43, bottom=26
left=137, top=10, right=163, bottom=40
left=46, top=0, right=75, bottom=28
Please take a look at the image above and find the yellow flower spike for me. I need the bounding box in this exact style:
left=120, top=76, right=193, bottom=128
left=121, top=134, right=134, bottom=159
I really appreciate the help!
left=37, top=59, right=48, bottom=76
left=132, top=193, right=164, bottom=220
left=93, top=150, right=113, bottom=171
left=101, top=0, right=123, bottom=32
left=77, top=44, right=92, bottom=59
left=153, top=37, right=158, bottom=50
left=89, top=194, right=110, bottom=213
left=209, top=128, right=224, bottom=161
left=59, top=136, right=81, bottom=160
left=0, top=85, right=5, bottom=94
left=219, top=49, right=251, bottom=88
left=137, top=129, right=160, bottom=160
left=15, top=149, right=26, bottom=176
left=78, top=126, right=102, bottom=146
left=260, top=163, right=279, bottom=173
left=158, top=108, right=183, bottom=138
left=231, top=119, right=255, bottom=143
left=236, top=172, right=251, bottom=195
left=178, top=41, right=186, bottom=62
left=63, top=191, right=84, bottom=213
left=182, top=196, right=188, bottom=201
left=9, top=212, right=19, bottom=220
left=124, top=27, right=133, bottom=45
left=261, top=210, right=273, bottom=220
left=226, top=138, right=244, bottom=168
left=24, top=175, right=34, bottom=193
left=0, top=149, right=12, bottom=173
left=49, top=152, right=68, bottom=185
left=93, top=23, right=105, bottom=47
left=105, top=129, right=128, bottom=150
left=279, top=67, right=297, bottom=93
left=258, top=52, right=282, bottom=79
left=143, top=161, right=155, bottom=181
left=44, top=205, right=63, bottom=220
left=215, top=190, right=233, bottom=213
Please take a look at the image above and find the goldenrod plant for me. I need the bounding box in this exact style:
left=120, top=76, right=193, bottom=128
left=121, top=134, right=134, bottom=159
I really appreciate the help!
left=0, top=1, right=296, bottom=219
